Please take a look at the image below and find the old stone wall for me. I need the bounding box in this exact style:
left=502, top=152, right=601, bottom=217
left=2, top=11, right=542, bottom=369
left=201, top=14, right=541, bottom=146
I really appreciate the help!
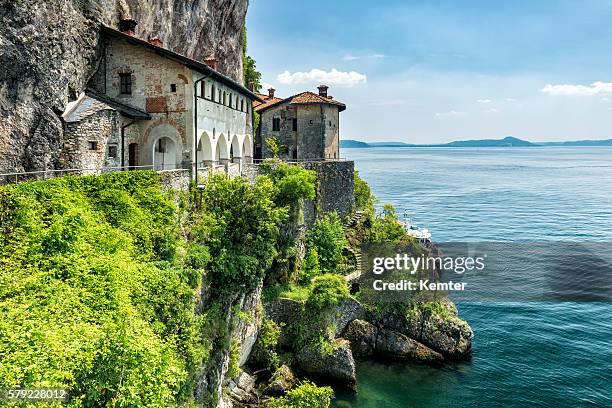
left=303, top=160, right=355, bottom=225
left=62, top=109, right=119, bottom=171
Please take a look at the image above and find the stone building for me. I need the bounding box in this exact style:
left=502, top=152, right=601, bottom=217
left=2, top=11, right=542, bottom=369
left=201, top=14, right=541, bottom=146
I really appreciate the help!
left=61, top=19, right=261, bottom=173
left=253, top=85, right=345, bottom=161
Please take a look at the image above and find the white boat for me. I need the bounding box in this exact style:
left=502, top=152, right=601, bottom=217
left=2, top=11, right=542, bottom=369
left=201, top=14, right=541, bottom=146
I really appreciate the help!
left=401, top=210, right=432, bottom=243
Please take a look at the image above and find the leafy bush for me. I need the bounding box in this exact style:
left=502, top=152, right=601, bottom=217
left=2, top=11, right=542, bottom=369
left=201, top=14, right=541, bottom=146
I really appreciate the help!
left=251, top=318, right=281, bottom=371
left=305, top=212, right=347, bottom=273
left=353, top=170, right=373, bottom=212
left=193, top=174, right=287, bottom=297
left=369, top=203, right=406, bottom=243
left=0, top=172, right=206, bottom=406
left=258, top=159, right=316, bottom=209
left=298, top=248, right=321, bottom=284
left=266, top=137, right=284, bottom=158
left=267, top=381, right=334, bottom=408
left=306, top=274, right=350, bottom=311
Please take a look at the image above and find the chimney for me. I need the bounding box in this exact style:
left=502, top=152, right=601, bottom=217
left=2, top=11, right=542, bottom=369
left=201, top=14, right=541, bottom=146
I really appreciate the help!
left=317, top=84, right=329, bottom=98
left=203, top=57, right=217, bottom=70
left=119, top=18, right=138, bottom=36
left=268, top=87, right=275, bottom=99
left=148, top=36, right=163, bottom=47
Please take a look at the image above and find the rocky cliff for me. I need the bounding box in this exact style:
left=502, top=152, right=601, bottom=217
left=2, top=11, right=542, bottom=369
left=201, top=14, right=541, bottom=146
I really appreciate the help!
left=0, top=0, right=247, bottom=173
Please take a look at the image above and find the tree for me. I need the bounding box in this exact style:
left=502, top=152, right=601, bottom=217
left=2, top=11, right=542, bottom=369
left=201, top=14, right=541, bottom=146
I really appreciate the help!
left=242, top=26, right=262, bottom=91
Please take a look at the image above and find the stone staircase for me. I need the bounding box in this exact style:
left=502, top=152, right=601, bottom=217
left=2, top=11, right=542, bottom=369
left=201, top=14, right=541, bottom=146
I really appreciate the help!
left=343, top=211, right=365, bottom=282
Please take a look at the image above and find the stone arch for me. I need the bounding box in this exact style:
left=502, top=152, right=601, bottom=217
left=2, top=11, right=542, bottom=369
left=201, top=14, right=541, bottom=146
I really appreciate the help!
left=177, top=74, right=189, bottom=84
left=242, top=134, right=253, bottom=163
left=215, top=133, right=230, bottom=164
left=230, top=134, right=242, bottom=162
left=145, top=123, right=182, bottom=170
left=197, top=131, right=214, bottom=167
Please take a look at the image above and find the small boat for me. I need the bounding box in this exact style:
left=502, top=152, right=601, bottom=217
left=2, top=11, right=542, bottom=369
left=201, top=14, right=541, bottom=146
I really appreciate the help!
left=401, top=210, right=432, bottom=243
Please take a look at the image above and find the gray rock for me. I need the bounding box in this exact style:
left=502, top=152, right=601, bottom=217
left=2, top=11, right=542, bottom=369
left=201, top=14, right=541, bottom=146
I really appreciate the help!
left=343, top=319, right=443, bottom=363
left=324, top=297, right=365, bottom=337
left=296, top=338, right=356, bottom=387
left=264, top=364, right=297, bottom=396
left=378, top=300, right=473, bottom=359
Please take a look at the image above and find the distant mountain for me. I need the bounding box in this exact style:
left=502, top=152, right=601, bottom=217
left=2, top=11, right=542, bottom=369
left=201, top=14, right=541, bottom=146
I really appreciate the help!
left=538, top=139, right=612, bottom=146
left=340, top=139, right=371, bottom=148
left=341, top=136, right=612, bottom=148
left=442, top=136, right=536, bottom=147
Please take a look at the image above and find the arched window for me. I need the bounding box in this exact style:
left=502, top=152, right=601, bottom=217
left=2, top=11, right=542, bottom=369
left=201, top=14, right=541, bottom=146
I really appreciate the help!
left=223, top=91, right=227, bottom=105
left=229, top=93, right=233, bottom=107
left=218, top=89, right=222, bottom=103
left=210, top=83, right=215, bottom=101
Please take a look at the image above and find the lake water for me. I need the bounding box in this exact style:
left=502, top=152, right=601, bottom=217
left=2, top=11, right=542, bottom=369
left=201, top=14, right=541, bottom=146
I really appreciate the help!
left=333, top=147, right=612, bottom=407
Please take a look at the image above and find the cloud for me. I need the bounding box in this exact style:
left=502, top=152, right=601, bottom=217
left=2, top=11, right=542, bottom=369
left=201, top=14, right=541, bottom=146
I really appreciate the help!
left=485, top=108, right=499, bottom=113
left=477, top=99, right=492, bottom=104
left=277, top=68, right=367, bottom=87
left=343, top=53, right=386, bottom=61
left=435, top=110, right=467, bottom=118
left=541, top=81, right=612, bottom=96
left=261, top=82, right=275, bottom=91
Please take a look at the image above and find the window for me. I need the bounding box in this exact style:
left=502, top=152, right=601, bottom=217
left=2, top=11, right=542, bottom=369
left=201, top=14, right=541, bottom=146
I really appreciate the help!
left=200, top=82, right=206, bottom=98
left=229, top=93, right=233, bottom=108
left=218, top=89, right=222, bottom=102
left=292, top=118, right=298, bottom=131
left=119, top=73, right=132, bottom=95
left=170, top=84, right=177, bottom=93
left=156, top=138, right=166, bottom=153
left=108, top=145, right=117, bottom=158
left=211, top=84, right=215, bottom=101
left=88, top=141, right=98, bottom=151
left=240, top=99, right=244, bottom=111
left=223, top=91, right=227, bottom=105
left=272, top=118, right=281, bottom=131
left=329, top=120, right=332, bottom=126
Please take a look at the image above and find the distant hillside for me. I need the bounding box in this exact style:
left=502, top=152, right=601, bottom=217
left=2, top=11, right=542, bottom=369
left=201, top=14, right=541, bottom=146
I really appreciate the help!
left=538, top=139, right=612, bottom=146
left=442, top=136, right=535, bottom=147
left=340, top=139, right=370, bottom=148
left=341, top=136, right=612, bottom=148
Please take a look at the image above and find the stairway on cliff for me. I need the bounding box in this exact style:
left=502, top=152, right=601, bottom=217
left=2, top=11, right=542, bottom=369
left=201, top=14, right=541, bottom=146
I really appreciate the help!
left=343, top=211, right=364, bottom=282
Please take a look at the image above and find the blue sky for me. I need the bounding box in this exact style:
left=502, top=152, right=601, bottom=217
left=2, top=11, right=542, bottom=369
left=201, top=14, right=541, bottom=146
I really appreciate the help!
left=247, top=0, right=612, bottom=143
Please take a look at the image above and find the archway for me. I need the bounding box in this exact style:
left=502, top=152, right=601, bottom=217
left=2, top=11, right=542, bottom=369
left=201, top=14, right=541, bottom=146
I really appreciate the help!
left=231, top=134, right=242, bottom=163
left=215, top=134, right=230, bottom=164
left=242, top=134, right=253, bottom=164
left=197, top=131, right=214, bottom=168
left=152, top=136, right=177, bottom=170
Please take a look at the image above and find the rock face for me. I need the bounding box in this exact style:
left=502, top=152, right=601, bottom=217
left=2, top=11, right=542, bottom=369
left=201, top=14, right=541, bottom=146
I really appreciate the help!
left=343, top=319, right=443, bottom=363
left=296, top=338, right=357, bottom=387
left=0, top=0, right=247, bottom=173
left=378, top=300, right=473, bottom=359
left=264, top=365, right=298, bottom=396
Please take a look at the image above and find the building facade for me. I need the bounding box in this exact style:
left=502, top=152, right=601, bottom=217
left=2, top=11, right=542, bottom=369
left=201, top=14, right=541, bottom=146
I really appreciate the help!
left=61, top=19, right=261, bottom=173
left=253, top=86, right=345, bottom=161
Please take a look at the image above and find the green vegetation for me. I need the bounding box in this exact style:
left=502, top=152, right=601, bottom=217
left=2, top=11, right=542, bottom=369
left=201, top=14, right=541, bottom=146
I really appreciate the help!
left=242, top=25, right=262, bottom=91
left=251, top=318, right=281, bottom=371
left=353, top=170, right=373, bottom=212
left=298, top=248, right=321, bottom=284
left=305, top=212, right=347, bottom=274
left=306, top=274, right=350, bottom=312
left=268, top=381, right=334, bottom=408
left=259, top=159, right=316, bottom=209
left=0, top=172, right=203, bottom=406
left=369, top=203, right=406, bottom=243
left=265, top=137, right=284, bottom=159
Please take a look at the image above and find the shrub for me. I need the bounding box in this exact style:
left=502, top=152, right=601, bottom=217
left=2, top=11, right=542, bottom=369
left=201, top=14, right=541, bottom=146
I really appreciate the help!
left=306, top=274, right=350, bottom=311
left=305, top=212, right=347, bottom=273
left=267, top=381, right=334, bottom=408
left=369, top=203, right=406, bottom=243
left=258, top=159, right=316, bottom=209
left=252, top=318, right=281, bottom=371
left=353, top=170, right=373, bottom=212
left=298, top=248, right=321, bottom=284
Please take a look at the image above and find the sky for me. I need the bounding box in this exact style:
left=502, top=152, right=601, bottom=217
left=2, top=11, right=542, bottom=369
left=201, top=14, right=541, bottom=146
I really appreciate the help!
left=246, top=0, right=612, bottom=143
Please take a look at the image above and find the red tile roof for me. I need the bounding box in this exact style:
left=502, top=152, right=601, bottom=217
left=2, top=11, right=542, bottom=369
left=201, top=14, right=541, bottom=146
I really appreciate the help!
left=253, top=91, right=345, bottom=113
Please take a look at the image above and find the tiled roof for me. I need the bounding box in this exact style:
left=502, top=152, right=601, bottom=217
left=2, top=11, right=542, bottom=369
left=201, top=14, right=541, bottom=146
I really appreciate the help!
left=62, top=91, right=151, bottom=123
left=253, top=91, right=346, bottom=113
left=100, top=25, right=263, bottom=103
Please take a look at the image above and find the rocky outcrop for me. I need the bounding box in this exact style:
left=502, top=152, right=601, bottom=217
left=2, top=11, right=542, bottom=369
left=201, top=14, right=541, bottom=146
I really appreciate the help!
left=343, top=319, right=443, bottom=363
left=296, top=338, right=356, bottom=387
left=377, top=300, right=473, bottom=359
left=264, top=365, right=298, bottom=396
left=0, top=0, right=247, bottom=173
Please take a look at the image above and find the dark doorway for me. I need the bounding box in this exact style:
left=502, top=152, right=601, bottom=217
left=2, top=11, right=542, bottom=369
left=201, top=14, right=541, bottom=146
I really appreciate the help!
left=128, top=143, right=138, bottom=170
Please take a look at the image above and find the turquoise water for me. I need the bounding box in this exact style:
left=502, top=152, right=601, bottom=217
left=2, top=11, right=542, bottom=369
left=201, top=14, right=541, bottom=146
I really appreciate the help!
left=333, top=147, right=612, bottom=407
